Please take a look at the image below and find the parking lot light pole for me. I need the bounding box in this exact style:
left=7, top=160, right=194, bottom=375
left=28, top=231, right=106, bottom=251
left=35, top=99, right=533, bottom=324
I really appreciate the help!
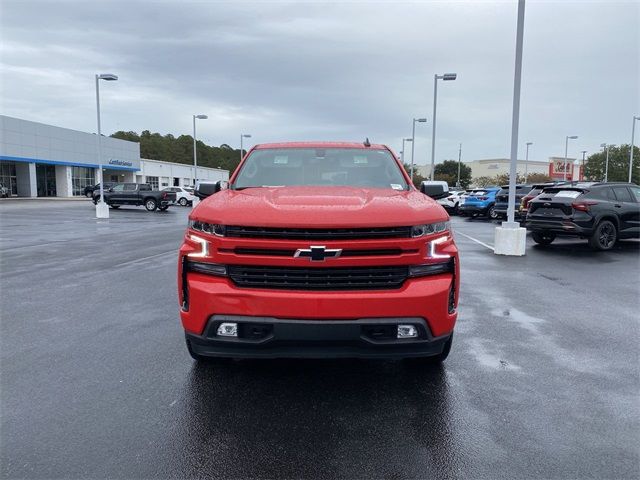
left=524, top=142, right=532, bottom=183
left=411, top=118, right=427, bottom=181
left=95, top=73, right=118, bottom=219
left=192, top=114, right=208, bottom=186
left=494, top=0, right=526, bottom=256
left=600, top=143, right=609, bottom=182
left=580, top=150, right=587, bottom=181
left=456, top=143, right=462, bottom=187
left=630, top=115, right=640, bottom=183
left=563, top=135, right=578, bottom=181
left=430, top=74, right=456, bottom=181
left=402, top=137, right=412, bottom=165
left=240, top=134, right=252, bottom=162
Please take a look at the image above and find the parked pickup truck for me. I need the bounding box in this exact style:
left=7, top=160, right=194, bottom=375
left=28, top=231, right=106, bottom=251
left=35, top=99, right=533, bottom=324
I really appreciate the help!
left=178, top=141, right=460, bottom=364
left=93, top=183, right=176, bottom=211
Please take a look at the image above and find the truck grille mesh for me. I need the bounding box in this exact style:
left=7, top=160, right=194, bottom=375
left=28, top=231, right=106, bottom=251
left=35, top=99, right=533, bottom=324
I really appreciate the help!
left=224, top=225, right=412, bottom=240
left=227, top=265, right=409, bottom=290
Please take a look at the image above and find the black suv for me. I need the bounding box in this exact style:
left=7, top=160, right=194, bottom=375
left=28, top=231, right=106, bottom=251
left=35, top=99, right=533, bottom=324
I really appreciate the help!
left=526, top=182, right=639, bottom=250
left=494, top=184, right=532, bottom=219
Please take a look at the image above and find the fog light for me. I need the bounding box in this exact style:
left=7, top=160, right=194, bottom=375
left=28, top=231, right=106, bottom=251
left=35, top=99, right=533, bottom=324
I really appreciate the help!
left=217, top=322, right=238, bottom=337
left=397, top=325, right=418, bottom=338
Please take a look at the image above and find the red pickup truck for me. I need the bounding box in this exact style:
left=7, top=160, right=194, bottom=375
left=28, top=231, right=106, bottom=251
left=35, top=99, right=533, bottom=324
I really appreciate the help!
left=178, top=142, right=459, bottom=363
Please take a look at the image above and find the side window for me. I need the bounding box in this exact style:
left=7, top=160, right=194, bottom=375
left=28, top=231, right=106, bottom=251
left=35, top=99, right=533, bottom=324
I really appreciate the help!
left=613, top=187, right=633, bottom=203
left=139, top=184, right=151, bottom=191
left=124, top=184, right=137, bottom=191
left=629, top=186, right=640, bottom=202
left=112, top=184, right=124, bottom=192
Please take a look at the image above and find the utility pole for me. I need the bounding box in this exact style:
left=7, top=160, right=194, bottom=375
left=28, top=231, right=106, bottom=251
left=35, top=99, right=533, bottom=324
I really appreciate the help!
left=456, top=143, right=462, bottom=187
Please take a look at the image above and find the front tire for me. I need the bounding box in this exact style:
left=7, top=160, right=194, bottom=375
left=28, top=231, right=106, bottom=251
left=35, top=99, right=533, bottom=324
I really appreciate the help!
left=110, top=204, right=120, bottom=209
left=178, top=197, right=188, bottom=206
left=531, top=231, right=556, bottom=245
left=144, top=198, right=158, bottom=211
left=86, top=191, right=93, bottom=198
left=589, top=220, right=617, bottom=251
left=488, top=205, right=498, bottom=220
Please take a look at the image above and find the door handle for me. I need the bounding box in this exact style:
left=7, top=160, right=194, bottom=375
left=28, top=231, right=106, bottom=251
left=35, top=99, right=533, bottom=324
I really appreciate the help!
left=614, top=204, right=622, bottom=208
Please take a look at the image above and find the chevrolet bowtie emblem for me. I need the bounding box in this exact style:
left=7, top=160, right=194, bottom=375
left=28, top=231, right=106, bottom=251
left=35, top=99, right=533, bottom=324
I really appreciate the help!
left=294, top=246, right=343, bottom=262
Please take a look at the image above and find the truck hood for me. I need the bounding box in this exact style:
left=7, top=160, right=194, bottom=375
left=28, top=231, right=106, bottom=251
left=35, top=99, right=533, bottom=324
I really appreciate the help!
left=192, top=186, right=447, bottom=228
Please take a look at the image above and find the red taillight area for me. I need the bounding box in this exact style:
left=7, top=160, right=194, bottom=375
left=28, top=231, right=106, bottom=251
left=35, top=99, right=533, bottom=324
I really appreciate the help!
left=571, top=200, right=598, bottom=212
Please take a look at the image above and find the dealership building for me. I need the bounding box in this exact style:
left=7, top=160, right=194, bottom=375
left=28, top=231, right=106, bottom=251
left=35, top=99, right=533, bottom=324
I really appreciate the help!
left=0, top=115, right=228, bottom=197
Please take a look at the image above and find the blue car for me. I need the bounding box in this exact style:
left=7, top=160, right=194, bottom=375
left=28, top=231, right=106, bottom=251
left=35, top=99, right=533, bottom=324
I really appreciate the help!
left=459, top=187, right=500, bottom=219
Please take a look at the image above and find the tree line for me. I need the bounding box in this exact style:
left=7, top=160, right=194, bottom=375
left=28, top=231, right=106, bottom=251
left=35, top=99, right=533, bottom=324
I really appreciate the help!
left=110, top=130, right=244, bottom=173
left=110, top=131, right=639, bottom=187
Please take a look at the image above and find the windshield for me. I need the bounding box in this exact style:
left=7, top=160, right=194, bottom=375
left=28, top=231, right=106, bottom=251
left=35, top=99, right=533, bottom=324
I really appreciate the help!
left=232, top=148, right=409, bottom=190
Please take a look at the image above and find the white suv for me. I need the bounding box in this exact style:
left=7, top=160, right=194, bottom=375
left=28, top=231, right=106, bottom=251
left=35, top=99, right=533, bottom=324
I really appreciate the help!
left=163, top=187, right=196, bottom=206
left=437, top=190, right=466, bottom=214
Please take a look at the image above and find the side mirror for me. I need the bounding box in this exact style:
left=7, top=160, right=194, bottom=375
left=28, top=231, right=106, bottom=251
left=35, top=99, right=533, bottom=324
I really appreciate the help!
left=195, top=180, right=228, bottom=199
left=108, top=187, right=114, bottom=192
left=420, top=183, right=449, bottom=200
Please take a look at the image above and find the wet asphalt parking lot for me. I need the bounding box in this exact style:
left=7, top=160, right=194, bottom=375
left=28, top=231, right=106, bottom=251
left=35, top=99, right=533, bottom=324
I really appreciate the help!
left=1, top=199, right=639, bottom=479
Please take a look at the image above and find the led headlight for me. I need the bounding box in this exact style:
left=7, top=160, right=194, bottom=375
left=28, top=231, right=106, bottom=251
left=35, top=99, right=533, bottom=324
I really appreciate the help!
left=411, top=221, right=450, bottom=238
left=188, top=219, right=226, bottom=236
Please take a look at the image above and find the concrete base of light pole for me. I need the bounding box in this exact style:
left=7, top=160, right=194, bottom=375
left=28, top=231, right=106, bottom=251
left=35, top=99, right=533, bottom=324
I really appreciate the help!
left=494, top=222, right=526, bottom=256
left=191, top=197, right=200, bottom=208
left=95, top=201, right=110, bottom=219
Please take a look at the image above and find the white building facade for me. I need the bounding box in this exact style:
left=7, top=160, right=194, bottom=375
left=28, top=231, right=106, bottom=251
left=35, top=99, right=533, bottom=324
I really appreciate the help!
left=416, top=158, right=554, bottom=181
left=0, top=115, right=229, bottom=197
left=136, top=158, right=228, bottom=191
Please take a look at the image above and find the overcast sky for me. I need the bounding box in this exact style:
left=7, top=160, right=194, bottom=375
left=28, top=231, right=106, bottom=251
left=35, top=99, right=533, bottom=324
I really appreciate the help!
left=1, top=0, right=638, bottom=166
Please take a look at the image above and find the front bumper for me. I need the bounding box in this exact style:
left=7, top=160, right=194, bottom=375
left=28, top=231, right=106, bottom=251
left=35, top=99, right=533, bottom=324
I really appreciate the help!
left=186, top=315, right=452, bottom=359
left=181, top=271, right=457, bottom=336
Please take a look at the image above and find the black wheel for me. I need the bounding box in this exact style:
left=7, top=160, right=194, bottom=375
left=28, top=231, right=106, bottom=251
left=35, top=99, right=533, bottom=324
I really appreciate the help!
left=110, top=205, right=120, bottom=209
left=178, top=197, right=188, bottom=206
left=488, top=205, right=498, bottom=220
left=158, top=206, right=168, bottom=211
left=453, top=203, right=459, bottom=215
left=144, top=198, right=158, bottom=211
left=86, top=191, right=93, bottom=198
left=405, top=333, right=453, bottom=366
left=589, top=220, right=617, bottom=251
left=531, top=231, right=556, bottom=245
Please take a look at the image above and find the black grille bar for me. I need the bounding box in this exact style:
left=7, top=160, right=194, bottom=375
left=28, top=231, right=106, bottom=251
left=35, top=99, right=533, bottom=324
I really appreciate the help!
left=227, top=265, right=409, bottom=290
left=232, top=247, right=406, bottom=257
left=225, top=225, right=412, bottom=240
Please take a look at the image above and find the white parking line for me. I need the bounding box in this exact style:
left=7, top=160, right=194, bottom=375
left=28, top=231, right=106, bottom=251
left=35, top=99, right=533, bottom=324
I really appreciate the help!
left=456, top=231, right=495, bottom=251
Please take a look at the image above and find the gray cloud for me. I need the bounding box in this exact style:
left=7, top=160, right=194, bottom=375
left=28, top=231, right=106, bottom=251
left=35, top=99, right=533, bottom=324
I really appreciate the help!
left=1, top=0, right=638, bottom=167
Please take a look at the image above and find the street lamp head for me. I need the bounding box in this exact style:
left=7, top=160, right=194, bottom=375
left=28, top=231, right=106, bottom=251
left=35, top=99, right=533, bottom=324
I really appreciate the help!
left=600, top=143, right=607, bottom=148
left=404, top=138, right=413, bottom=142
left=567, top=135, right=578, bottom=139
left=97, top=73, right=118, bottom=81
left=526, top=142, right=533, bottom=146
left=442, top=73, right=457, bottom=81
left=415, top=118, right=427, bottom=123
left=194, top=114, right=208, bottom=120
left=635, top=115, right=640, bottom=120
left=242, top=134, right=252, bottom=138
